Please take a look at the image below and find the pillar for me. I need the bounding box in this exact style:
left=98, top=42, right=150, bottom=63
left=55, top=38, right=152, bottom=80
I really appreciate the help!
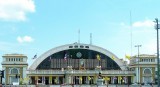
left=79, top=76, right=82, bottom=84
left=118, top=76, right=121, bottom=84
left=140, top=67, right=142, bottom=84
left=54, top=76, right=58, bottom=84
left=93, top=76, right=97, bottom=84
left=42, top=76, right=45, bottom=84
left=133, top=75, right=136, bottom=84
left=22, top=67, right=27, bottom=79
left=71, top=76, right=75, bottom=84
left=72, top=76, right=75, bottom=84
left=49, top=76, right=52, bottom=84
left=111, top=77, right=113, bottom=84
left=35, top=76, right=38, bottom=85
left=66, top=75, right=70, bottom=84
left=2, top=67, right=6, bottom=85
left=124, top=77, right=127, bottom=84
left=71, top=76, right=73, bottom=84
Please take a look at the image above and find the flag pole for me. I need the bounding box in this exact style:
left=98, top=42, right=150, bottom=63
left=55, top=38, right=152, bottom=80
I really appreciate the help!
left=90, top=33, right=92, bottom=45
left=78, top=29, right=80, bottom=43
left=130, top=11, right=133, bottom=57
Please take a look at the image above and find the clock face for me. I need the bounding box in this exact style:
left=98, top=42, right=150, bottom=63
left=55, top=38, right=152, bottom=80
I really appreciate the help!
left=76, top=52, right=82, bottom=58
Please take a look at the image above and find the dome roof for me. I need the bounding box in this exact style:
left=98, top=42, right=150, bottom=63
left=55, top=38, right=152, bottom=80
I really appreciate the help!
left=29, top=43, right=125, bottom=70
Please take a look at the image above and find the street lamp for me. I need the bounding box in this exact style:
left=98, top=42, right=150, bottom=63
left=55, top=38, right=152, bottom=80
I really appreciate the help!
left=154, top=18, right=160, bottom=87
left=135, top=45, right=141, bottom=85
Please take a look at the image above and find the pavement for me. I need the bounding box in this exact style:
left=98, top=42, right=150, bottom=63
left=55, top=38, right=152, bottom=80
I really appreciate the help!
left=1, top=84, right=157, bottom=87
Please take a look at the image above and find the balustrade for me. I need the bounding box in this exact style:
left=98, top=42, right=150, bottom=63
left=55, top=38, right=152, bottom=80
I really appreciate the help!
left=27, top=70, right=135, bottom=75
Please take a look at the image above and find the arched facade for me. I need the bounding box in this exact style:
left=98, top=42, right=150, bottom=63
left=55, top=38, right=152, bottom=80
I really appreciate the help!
left=142, top=68, right=152, bottom=84
left=30, top=43, right=125, bottom=70
left=10, top=68, right=19, bottom=74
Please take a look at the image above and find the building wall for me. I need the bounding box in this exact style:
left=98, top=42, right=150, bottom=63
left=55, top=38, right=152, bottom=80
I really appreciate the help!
left=152, top=67, right=155, bottom=82
left=1, top=54, right=28, bottom=85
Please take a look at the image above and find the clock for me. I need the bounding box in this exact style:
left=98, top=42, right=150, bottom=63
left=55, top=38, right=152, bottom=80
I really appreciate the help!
left=76, top=52, right=82, bottom=58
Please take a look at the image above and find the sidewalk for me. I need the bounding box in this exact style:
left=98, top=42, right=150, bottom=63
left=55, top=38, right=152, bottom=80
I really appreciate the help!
left=1, top=84, right=158, bottom=87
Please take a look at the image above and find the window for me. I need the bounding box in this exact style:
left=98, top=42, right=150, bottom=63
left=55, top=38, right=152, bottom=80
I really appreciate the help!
left=11, top=68, right=18, bottom=74
left=144, top=59, right=147, bottom=62
left=69, top=46, right=73, bottom=48
left=80, top=45, right=84, bottom=48
left=6, top=58, right=8, bottom=61
left=74, top=45, right=78, bottom=48
left=37, top=49, right=121, bottom=70
left=144, top=68, right=151, bottom=74
left=153, top=59, right=155, bottom=62
left=85, top=46, right=89, bottom=48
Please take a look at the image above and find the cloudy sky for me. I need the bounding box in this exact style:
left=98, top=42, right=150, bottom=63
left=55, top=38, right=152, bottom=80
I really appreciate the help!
left=0, top=0, right=159, bottom=69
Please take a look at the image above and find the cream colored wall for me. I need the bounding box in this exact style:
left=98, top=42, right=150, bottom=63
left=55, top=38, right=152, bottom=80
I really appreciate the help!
left=2, top=54, right=28, bottom=84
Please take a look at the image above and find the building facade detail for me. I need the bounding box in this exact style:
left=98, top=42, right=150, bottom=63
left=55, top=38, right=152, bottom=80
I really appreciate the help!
left=29, top=43, right=125, bottom=70
left=129, top=54, right=156, bottom=84
left=1, top=54, right=28, bottom=85
left=0, top=43, right=157, bottom=85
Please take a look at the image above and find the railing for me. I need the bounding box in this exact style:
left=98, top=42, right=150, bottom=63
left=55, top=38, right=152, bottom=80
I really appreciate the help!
left=130, top=62, right=157, bottom=66
left=65, top=70, right=99, bottom=74
left=101, top=70, right=135, bottom=74
left=26, top=70, right=65, bottom=74
left=2, top=62, right=28, bottom=64
left=27, top=70, right=135, bottom=75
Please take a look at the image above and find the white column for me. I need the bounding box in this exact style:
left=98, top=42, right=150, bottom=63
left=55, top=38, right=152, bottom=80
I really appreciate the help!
left=3, top=58, right=6, bottom=62
left=133, top=76, right=136, bottom=83
left=94, top=76, right=97, bottom=84
left=68, top=76, right=71, bottom=84
left=136, top=67, right=138, bottom=83
left=73, top=76, right=75, bottom=84
left=42, top=76, right=43, bottom=84
left=23, top=67, right=26, bottom=78
left=2, top=67, right=6, bottom=84
left=124, top=77, right=127, bottom=84
left=9, top=76, right=11, bottom=84
left=58, top=76, right=59, bottom=84
left=71, top=76, right=73, bottom=84
left=112, top=77, right=114, bottom=84
left=43, top=76, right=45, bottom=84
left=63, top=76, right=65, bottom=84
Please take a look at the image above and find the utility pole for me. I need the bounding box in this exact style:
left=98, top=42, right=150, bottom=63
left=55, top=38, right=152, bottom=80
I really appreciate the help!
left=135, top=45, right=141, bottom=85
left=155, top=18, right=160, bottom=87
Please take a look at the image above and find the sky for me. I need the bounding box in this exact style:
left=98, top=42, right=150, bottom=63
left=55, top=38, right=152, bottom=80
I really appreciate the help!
left=0, top=0, right=159, bottom=69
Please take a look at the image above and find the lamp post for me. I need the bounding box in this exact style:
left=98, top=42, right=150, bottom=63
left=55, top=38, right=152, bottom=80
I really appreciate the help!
left=154, top=18, right=160, bottom=87
left=135, top=45, right=141, bottom=85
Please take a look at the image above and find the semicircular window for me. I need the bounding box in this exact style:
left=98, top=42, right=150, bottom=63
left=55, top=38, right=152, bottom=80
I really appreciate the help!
left=11, top=68, right=18, bottom=74
left=37, top=49, right=121, bottom=70
left=144, top=68, right=151, bottom=74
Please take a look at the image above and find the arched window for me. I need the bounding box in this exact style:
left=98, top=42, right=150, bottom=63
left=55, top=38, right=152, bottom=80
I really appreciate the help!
left=144, top=68, right=151, bottom=74
left=11, top=68, right=18, bottom=74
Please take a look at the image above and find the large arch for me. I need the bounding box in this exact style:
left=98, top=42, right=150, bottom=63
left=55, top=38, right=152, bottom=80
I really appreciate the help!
left=29, top=43, right=126, bottom=70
